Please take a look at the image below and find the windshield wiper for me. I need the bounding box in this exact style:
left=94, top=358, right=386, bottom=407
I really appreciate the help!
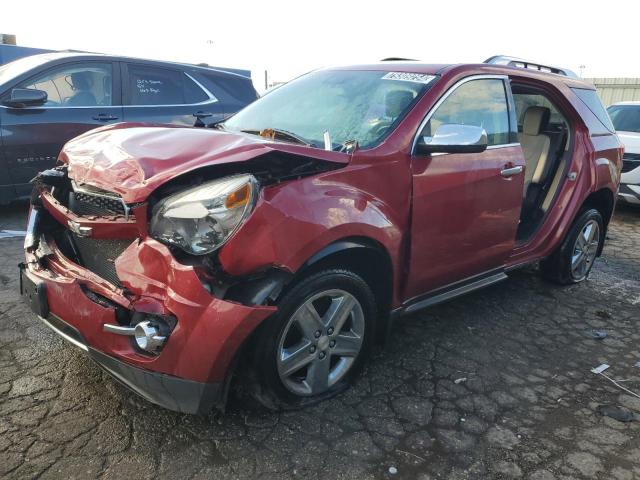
left=335, top=139, right=358, bottom=153
left=240, top=128, right=312, bottom=147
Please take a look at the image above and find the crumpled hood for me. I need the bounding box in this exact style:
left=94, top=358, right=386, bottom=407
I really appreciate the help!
left=61, top=123, right=349, bottom=203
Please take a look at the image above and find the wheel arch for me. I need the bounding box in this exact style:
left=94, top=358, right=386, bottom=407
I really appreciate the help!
left=293, top=237, right=395, bottom=336
left=225, top=237, right=395, bottom=401
left=581, top=187, right=615, bottom=255
left=225, top=237, right=395, bottom=407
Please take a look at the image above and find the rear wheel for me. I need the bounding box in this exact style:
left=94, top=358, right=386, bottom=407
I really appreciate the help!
left=541, top=208, right=603, bottom=284
left=251, top=269, right=376, bottom=410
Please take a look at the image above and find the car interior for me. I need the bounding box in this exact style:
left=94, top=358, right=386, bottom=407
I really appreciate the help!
left=20, top=65, right=112, bottom=107
left=65, top=72, right=97, bottom=106
left=512, top=84, right=572, bottom=241
left=365, top=89, right=417, bottom=141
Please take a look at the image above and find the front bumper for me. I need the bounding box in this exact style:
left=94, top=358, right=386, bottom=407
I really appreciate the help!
left=37, top=312, right=222, bottom=414
left=619, top=165, right=640, bottom=205
left=22, top=203, right=275, bottom=414
left=618, top=183, right=640, bottom=206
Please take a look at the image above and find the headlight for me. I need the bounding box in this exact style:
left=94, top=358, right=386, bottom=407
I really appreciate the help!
left=150, top=174, right=257, bottom=255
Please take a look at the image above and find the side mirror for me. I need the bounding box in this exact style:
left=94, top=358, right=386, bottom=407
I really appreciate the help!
left=415, top=124, right=488, bottom=155
left=2, top=88, right=48, bottom=108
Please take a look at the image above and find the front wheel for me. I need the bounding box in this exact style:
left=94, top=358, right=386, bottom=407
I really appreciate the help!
left=541, top=208, right=604, bottom=284
left=251, top=269, right=376, bottom=410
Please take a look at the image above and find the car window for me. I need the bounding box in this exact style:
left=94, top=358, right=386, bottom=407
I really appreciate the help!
left=18, top=62, right=113, bottom=107
left=513, top=93, right=565, bottom=128
left=203, top=72, right=258, bottom=104
left=420, top=78, right=510, bottom=146
left=224, top=69, right=436, bottom=150
left=607, top=105, right=640, bottom=133
left=127, top=65, right=212, bottom=106
left=184, top=74, right=211, bottom=104
left=572, top=88, right=615, bottom=133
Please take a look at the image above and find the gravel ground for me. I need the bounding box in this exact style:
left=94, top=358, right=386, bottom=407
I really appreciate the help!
left=1, top=202, right=639, bottom=480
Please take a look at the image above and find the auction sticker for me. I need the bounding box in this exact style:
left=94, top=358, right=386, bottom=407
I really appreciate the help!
left=382, top=72, right=436, bottom=84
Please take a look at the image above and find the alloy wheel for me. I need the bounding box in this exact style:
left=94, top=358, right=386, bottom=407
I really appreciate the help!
left=276, top=289, right=365, bottom=396
left=571, top=219, right=600, bottom=280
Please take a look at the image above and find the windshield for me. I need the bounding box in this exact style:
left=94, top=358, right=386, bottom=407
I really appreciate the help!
left=224, top=69, right=437, bottom=150
left=607, top=105, right=640, bottom=133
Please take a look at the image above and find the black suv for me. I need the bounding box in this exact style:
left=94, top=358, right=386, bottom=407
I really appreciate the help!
left=0, top=52, right=258, bottom=203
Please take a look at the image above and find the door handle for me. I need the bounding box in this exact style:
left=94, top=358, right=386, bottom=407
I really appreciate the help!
left=193, top=111, right=213, bottom=118
left=500, top=165, right=524, bottom=178
left=92, top=113, right=119, bottom=121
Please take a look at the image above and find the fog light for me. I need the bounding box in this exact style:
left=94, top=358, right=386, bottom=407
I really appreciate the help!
left=134, top=321, right=166, bottom=353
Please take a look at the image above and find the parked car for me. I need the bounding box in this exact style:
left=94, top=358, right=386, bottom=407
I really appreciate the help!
left=21, top=56, right=622, bottom=413
left=0, top=44, right=54, bottom=65
left=607, top=101, right=640, bottom=205
left=0, top=51, right=258, bottom=204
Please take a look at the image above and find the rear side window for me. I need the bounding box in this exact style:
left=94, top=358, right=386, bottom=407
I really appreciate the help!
left=203, top=72, right=258, bottom=104
left=184, top=75, right=209, bottom=104
left=572, top=88, right=615, bottom=132
left=513, top=93, right=565, bottom=128
left=421, top=78, right=510, bottom=146
left=127, top=65, right=212, bottom=106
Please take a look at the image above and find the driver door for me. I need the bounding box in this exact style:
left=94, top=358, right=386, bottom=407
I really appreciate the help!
left=405, top=76, right=525, bottom=299
left=0, top=61, right=122, bottom=197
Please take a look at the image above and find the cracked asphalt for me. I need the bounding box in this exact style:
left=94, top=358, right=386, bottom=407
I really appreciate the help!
left=1, top=202, right=639, bottom=480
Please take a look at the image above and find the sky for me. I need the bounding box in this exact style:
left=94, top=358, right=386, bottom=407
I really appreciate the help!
left=2, top=0, right=638, bottom=91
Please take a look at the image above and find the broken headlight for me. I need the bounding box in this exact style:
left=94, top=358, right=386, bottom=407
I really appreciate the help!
left=150, top=174, right=258, bottom=255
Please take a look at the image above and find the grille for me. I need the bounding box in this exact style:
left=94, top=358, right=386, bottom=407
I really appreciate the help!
left=622, top=161, right=638, bottom=173
left=55, top=186, right=134, bottom=286
left=70, top=191, right=127, bottom=216
left=622, top=154, right=640, bottom=173
left=72, top=235, right=134, bottom=287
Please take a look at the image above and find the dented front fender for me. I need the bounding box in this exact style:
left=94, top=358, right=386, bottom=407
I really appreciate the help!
left=218, top=162, right=409, bottom=305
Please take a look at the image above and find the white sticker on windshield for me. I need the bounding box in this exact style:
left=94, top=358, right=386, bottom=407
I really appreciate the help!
left=382, top=72, right=436, bottom=84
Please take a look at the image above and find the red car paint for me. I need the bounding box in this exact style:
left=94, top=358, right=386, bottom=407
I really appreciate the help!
left=62, top=122, right=349, bottom=204
left=23, top=62, right=623, bottom=413
left=28, top=232, right=275, bottom=384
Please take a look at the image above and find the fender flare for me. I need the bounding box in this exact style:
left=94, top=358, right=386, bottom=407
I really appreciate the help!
left=300, top=237, right=392, bottom=272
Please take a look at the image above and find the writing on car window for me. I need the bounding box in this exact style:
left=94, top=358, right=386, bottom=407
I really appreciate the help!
left=127, top=65, right=211, bottom=106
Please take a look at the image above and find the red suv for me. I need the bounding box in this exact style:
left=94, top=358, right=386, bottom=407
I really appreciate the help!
left=21, top=56, right=623, bottom=413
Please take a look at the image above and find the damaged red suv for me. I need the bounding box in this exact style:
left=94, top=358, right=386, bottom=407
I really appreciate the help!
left=21, top=57, right=622, bottom=413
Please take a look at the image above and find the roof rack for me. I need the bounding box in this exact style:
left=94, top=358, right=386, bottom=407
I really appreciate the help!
left=483, top=55, right=579, bottom=79
left=380, top=57, right=418, bottom=62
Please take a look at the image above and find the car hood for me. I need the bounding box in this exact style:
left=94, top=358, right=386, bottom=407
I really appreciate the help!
left=61, top=123, right=349, bottom=203
left=617, top=131, right=640, bottom=154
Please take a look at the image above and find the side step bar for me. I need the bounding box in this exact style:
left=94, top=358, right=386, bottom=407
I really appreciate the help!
left=394, top=271, right=508, bottom=318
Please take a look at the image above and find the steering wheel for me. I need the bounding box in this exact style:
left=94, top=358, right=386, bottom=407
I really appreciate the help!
left=363, top=120, right=393, bottom=145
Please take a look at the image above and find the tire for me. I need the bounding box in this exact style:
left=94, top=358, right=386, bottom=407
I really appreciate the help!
left=541, top=208, right=604, bottom=285
left=250, top=268, right=376, bottom=410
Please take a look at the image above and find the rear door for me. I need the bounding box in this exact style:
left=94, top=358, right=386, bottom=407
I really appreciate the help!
left=121, top=62, right=225, bottom=126
left=405, top=76, right=525, bottom=299
left=0, top=60, right=121, bottom=197
left=0, top=109, right=13, bottom=203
